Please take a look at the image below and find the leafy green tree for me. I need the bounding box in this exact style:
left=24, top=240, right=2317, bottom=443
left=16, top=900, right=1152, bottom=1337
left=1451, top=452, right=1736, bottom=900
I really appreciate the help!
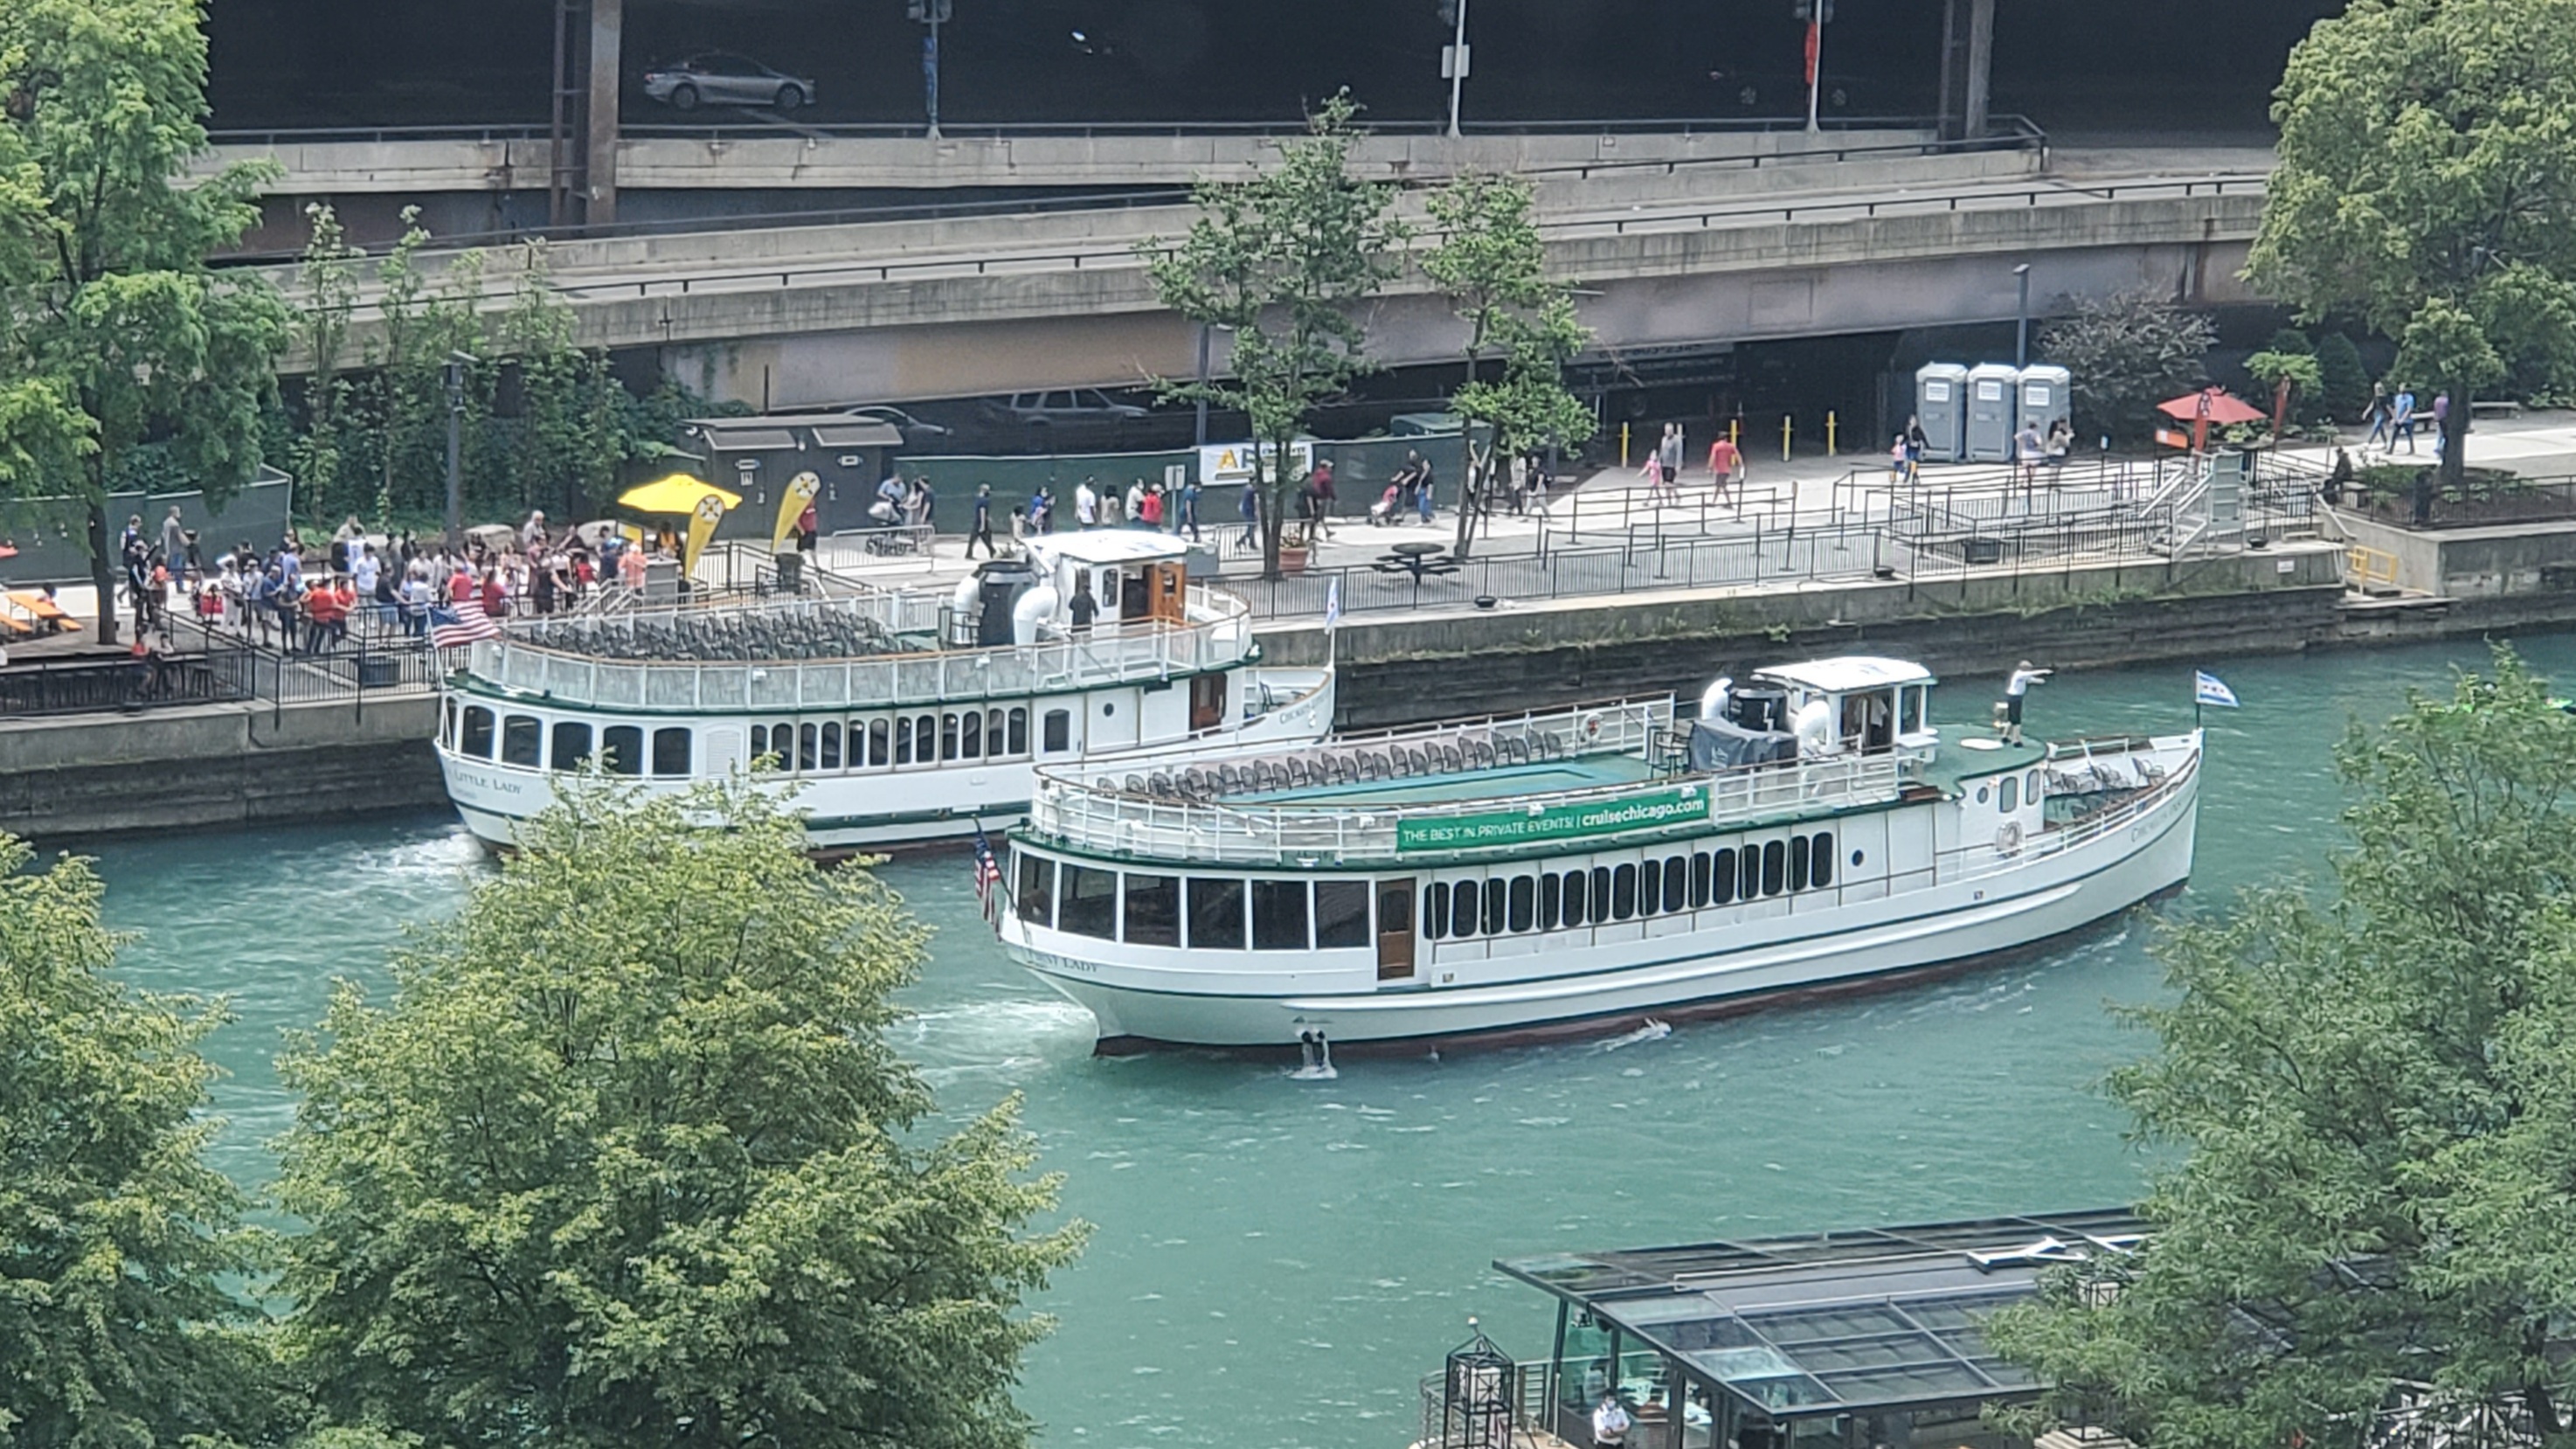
left=1423, top=172, right=1595, bottom=558
left=2242, top=350, right=2323, bottom=437
left=0, top=0, right=288, bottom=643
left=277, top=778, right=1085, bottom=1449
left=2247, top=0, right=2576, bottom=491
left=1146, top=93, right=1406, bottom=577
left=1991, top=648, right=2576, bottom=1449
left=2038, top=291, right=2216, bottom=442
left=0, top=833, right=272, bottom=1448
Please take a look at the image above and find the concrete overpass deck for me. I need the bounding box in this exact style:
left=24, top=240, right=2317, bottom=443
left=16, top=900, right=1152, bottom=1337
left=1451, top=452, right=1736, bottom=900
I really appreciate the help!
left=261, top=150, right=2270, bottom=408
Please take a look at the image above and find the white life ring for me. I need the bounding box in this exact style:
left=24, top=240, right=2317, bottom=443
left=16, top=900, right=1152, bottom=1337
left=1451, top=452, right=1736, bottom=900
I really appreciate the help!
left=1581, top=711, right=1604, bottom=741
left=1997, top=821, right=2024, bottom=856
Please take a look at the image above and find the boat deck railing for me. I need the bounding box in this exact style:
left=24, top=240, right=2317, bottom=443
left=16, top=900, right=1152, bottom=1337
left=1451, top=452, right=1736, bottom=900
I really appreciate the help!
left=463, top=582, right=1252, bottom=711
left=1029, top=701, right=1919, bottom=865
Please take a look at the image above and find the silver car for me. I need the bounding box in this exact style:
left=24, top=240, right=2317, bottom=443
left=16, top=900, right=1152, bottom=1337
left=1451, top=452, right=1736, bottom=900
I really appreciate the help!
left=641, top=52, right=814, bottom=113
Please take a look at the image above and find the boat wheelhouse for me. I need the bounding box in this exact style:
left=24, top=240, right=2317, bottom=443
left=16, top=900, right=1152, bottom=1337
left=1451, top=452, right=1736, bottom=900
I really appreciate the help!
left=434, top=533, right=1333, bottom=851
left=1000, top=655, right=2198, bottom=1051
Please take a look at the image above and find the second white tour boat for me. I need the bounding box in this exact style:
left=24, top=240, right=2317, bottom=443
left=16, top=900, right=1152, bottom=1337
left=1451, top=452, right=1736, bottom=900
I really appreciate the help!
left=1000, top=656, right=2199, bottom=1053
left=435, top=532, right=1333, bottom=852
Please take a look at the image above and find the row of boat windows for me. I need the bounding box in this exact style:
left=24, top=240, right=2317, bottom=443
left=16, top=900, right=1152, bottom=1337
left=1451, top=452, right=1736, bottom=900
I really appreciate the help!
left=447, top=702, right=1077, bottom=775
left=1425, top=833, right=1839, bottom=940
left=451, top=703, right=695, bottom=776
left=1015, top=856, right=1375, bottom=952
left=747, top=707, right=1054, bottom=770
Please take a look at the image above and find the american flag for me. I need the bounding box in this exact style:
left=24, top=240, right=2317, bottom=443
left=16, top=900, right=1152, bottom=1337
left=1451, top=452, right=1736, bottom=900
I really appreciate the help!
left=430, top=596, right=502, bottom=650
left=972, top=825, right=1004, bottom=921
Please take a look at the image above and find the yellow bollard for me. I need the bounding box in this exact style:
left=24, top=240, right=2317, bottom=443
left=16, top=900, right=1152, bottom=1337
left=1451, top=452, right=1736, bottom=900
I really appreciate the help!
left=1781, top=413, right=1793, bottom=461
left=1827, top=410, right=1838, bottom=456
left=1621, top=421, right=1631, bottom=468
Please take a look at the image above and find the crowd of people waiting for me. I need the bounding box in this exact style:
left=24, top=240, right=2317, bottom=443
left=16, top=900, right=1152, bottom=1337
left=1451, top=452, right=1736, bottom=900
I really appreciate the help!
left=120, top=506, right=676, bottom=655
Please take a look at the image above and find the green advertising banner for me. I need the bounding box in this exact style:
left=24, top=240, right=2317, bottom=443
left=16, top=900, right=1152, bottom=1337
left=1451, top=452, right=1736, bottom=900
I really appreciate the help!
left=1395, top=786, right=1709, bottom=853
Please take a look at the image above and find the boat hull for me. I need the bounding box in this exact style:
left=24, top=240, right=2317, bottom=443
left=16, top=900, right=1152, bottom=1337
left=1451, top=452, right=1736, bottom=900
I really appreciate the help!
left=1011, top=755, right=2197, bottom=1050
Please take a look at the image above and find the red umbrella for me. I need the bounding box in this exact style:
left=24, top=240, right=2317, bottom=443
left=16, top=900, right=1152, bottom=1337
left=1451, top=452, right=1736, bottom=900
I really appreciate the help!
left=2155, top=387, right=2267, bottom=451
left=2156, top=387, right=2268, bottom=425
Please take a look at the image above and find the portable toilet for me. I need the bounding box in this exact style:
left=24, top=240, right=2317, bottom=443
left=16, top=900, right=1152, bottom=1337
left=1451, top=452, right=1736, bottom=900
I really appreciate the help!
left=1913, top=363, right=1969, bottom=463
left=1965, top=363, right=2019, bottom=462
left=2016, top=364, right=2073, bottom=440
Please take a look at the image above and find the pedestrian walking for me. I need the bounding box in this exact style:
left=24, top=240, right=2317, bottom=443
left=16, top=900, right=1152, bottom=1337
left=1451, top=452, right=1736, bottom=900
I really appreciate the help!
left=1076, top=478, right=1100, bottom=529
left=1657, top=423, right=1683, bottom=498
left=966, top=483, right=998, bottom=558
left=1179, top=478, right=1203, bottom=542
left=1707, top=433, right=1744, bottom=503
left=2393, top=386, right=2418, bottom=454
left=1238, top=480, right=1261, bottom=549
left=2432, top=391, right=2451, bottom=461
left=2362, top=381, right=2392, bottom=454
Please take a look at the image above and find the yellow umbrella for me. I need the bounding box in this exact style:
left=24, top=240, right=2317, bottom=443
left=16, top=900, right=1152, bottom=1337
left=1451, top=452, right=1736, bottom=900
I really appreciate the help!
left=618, top=474, right=741, bottom=515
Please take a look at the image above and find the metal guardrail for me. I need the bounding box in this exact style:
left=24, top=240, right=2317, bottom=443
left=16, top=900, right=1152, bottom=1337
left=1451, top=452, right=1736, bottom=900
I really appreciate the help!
left=540, top=172, right=2262, bottom=305
left=206, top=113, right=2044, bottom=149
left=468, top=581, right=1253, bottom=711
left=0, top=648, right=253, bottom=718
left=1026, top=698, right=1924, bottom=866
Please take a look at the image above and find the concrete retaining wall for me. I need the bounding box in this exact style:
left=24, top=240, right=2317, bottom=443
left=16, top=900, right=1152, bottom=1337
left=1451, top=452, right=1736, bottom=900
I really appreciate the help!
left=2335, top=510, right=2576, bottom=599
left=0, top=695, right=443, bottom=843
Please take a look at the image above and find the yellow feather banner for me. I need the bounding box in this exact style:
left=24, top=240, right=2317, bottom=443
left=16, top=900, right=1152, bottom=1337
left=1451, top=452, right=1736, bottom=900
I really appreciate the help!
left=771, top=470, right=821, bottom=554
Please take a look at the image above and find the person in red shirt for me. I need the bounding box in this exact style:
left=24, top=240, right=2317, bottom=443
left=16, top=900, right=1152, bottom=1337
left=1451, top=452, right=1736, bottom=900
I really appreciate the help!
left=479, top=568, right=508, bottom=620
left=448, top=563, right=474, bottom=606
left=303, top=574, right=350, bottom=653
left=1706, top=433, right=1745, bottom=503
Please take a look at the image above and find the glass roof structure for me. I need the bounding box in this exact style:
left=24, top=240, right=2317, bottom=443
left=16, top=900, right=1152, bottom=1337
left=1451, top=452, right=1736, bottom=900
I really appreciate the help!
left=1497, top=1209, right=2145, bottom=1420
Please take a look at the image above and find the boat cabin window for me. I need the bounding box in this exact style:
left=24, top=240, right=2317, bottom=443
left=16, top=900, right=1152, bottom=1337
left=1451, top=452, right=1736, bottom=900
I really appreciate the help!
left=1811, top=832, right=1836, bottom=887
left=1561, top=870, right=1589, bottom=927
left=1059, top=864, right=1118, bottom=939
left=602, top=724, right=643, bottom=775
left=551, top=722, right=593, bottom=771
left=1689, top=853, right=1712, bottom=908
left=1315, top=881, right=1370, bottom=949
left=821, top=723, right=841, bottom=770
left=1015, top=856, right=1056, bottom=927
left=1450, top=883, right=1478, bottom=940
left=1188, top=877, right=1245, bottom=951
left=1789, top=835, right=1811, bottom=891
left=651, top=727, right=692, bottom=777
left=798, top=724, right=820, bottom=771
left=865, top=718, right=890, bottom=766
left=1664, top=856, right=1689, bottom=912
left=1539, top=874, right=1562, bottom=930
left=1008, top=707, right=1030, bottom=757
left=1739, top=846, right=1761, bottom=901
left=1124, top=873, right=1180, bottom=947
left=1042, top=709, right=1071, bottom=753
left=1999, top=776, right=2019, bottom=812
left=1507, top=877, right=1535, bottom=933
left=501, top=715, right=542, bottom=768
left=1899, top=685, right=1927, bottom=736
left=1841, top=689, right=1897, bottom=752
left=1761, top=840, right=1787, bottom=896
left=460, top=705, right=495, bottom=759
left=940, top=714, right=961, bottom=761
left=1251, top=880, right=1310, bottom=951
left=1481, top=879, right=1506, bottom=936
left=440, top=698, right=458, bottom=748
left=1610, top=864, right=1638, bottom=920
left=1637, top=860, right=1659, bottom=916
left=1424, top=882, right=1450, bottom=939
left=1711, top=848, right=1736, bottom=905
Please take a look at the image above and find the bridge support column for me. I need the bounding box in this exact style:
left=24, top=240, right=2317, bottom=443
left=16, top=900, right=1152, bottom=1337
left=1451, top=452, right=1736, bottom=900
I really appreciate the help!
left=1963, top=0, right=1995, bottom=139
left=585, top=0, right=622, bottom=225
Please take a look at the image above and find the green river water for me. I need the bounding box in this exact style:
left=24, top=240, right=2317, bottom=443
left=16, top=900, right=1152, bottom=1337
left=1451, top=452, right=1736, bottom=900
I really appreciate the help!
left=81, top=635, right=2559, bottom=1449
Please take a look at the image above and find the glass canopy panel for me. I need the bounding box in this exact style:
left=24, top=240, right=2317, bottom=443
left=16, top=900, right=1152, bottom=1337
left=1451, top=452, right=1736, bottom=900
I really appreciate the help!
left=1789, top=1335, right=1953, bottom=1374
left=1686, top=1346, right=1800, bottom=1382
left=1725, top=1374, right=1840, bottom=1411
left=1654, top=1317, right=1766, bottom=1353
left=1742, top=1306, right=1916, bottom=1344
left=1813, top=1363, right=1996, bottom=1402
left=1893, top=1293, right=2022, bottom=1331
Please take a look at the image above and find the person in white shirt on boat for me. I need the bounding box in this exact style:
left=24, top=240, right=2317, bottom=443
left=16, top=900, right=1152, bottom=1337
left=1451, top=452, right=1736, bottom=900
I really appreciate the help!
left=2003, top=660, right=2050, bottom=745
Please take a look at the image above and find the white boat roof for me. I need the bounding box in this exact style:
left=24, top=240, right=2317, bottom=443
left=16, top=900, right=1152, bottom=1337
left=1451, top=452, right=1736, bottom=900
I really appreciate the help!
left=1751, top=655, right=1936, bottom=693
left=1028, top=531, right=1189, bottom=568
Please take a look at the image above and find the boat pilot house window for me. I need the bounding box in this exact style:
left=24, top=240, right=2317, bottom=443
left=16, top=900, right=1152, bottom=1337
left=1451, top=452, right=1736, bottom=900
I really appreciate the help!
left=1425, top=834, right=1843, bottom=942
left=1027, top=865, right=1379, bottom=954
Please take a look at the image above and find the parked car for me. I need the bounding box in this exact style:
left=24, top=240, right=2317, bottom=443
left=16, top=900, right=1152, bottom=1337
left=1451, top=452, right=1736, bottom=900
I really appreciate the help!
left=641, top=52, right=815, bottom=113
left=837, top=405, right=954, bottom=452
left=977, top=388, right=1152, bottom=447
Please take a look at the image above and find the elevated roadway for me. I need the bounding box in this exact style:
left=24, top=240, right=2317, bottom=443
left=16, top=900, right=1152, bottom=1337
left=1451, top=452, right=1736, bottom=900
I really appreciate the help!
left=258, top=144, right=2269, bottom=410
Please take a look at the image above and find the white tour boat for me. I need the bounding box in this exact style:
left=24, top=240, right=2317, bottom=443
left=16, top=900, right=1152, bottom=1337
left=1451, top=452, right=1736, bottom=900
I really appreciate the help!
left=1000, top=655, right=2199, bottom=1052
left=434, top=533, right=1333, bottom=852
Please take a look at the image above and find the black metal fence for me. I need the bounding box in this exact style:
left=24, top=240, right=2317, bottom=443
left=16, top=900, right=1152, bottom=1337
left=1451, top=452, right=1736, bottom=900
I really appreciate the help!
left=0, top=646, right=254, bottom=718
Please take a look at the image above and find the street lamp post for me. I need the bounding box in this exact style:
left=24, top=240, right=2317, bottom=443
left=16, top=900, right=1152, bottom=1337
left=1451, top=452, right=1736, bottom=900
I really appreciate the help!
left=2012, top=263, right=2032, bottom=368
left=1442, top=0, right=1471, bottom=137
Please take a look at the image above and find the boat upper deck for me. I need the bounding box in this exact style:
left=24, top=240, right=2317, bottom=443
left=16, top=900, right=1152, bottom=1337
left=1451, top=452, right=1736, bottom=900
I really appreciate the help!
left=458, top=579, right=1255, bottom=712
left=1025, top=699, right=1924, bottom=867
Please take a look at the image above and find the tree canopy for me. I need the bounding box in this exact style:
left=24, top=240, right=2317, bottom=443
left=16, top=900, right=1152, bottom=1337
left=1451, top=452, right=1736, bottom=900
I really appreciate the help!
left=0, top=0, right=287, bottom=641
left=277, top=778, right=1085, bottom=1449
left=0, top=834, right=270, bottom=1449
left=1145, top=93, right=1405, bottom=577
left=1423, top=172, right=1594, bottom=558
left=1993, top=649, right=2576, bottom=1449
left=2038, top=291, right=2215, bottom=442
left=2247, top=0, right=2576, bottom=486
